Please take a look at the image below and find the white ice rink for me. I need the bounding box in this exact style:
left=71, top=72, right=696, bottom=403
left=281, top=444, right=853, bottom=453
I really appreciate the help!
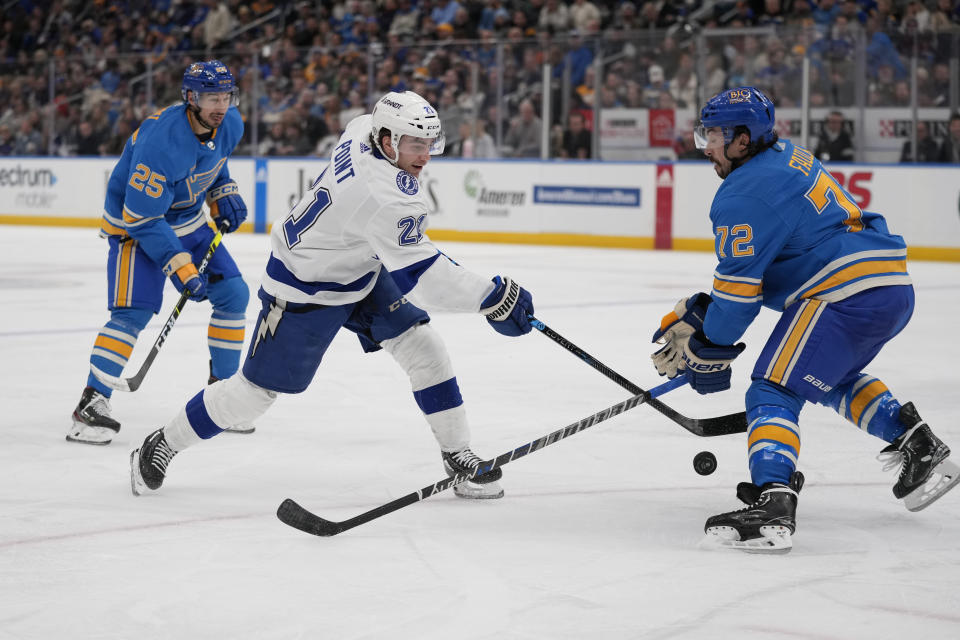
left=2, top=226, right=959, bottom=639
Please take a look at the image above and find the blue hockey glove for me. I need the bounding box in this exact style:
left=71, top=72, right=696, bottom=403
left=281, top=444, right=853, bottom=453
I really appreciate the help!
left=207, top=181, right=246, bottom=232
left=651, top=292, right=712, bottom=379
left=681, top=330, right=746, bottom=395
left=480, top=276, right=534, bottom=337
left=164, top=252, right=208, bottom=300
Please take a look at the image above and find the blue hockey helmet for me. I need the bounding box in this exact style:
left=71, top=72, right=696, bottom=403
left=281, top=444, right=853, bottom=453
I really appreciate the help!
left=694, top=87, right=775, bottom=149
left=181, top=60, right=238, bottom=107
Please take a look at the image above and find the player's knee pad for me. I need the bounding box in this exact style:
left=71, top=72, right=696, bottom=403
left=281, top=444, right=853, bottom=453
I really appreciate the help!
left=186, top=373, right=277, bottom=438
left=207, top=275, right=249, bottom=314
left=382, top=323, right=455, bottom=390
left=821, top=373, right=904, bottom=442
left=746, top=381, right=801, bottom=487
left=109, top=306, right=153, bottom=333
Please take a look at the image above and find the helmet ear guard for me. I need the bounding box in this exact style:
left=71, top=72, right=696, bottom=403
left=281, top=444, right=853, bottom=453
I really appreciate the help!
left=371, top=91, right=445, bottom=165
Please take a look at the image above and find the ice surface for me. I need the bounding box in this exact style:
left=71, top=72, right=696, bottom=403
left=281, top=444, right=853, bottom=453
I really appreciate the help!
left=2, top=226, right=959, bottom=639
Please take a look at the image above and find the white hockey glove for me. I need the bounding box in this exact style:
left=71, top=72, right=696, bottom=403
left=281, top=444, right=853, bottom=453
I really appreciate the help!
left=650, top=292, right=712, bottom=378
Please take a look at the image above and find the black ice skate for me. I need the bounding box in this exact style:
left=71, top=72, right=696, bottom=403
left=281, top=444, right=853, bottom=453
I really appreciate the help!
left=130, top=429, right=178, bottom=496
left=701, top=471, right=804, bottom=554
left=442, top=448, right=504, bottom=499
left=67, top=386, right=121, bottom=445
left=878, top=402, right=959, bottom=511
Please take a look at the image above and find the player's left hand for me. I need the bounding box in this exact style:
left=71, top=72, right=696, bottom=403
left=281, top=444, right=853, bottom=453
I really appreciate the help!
left=480, top=275, right=534, bottom=337
left=680, top=331, right=745, bottom=394
left=208, top=181, right=247, bottom=232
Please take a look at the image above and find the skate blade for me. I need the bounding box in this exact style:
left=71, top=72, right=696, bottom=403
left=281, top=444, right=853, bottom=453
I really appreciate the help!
left=700, top=525, right=793, bottom=554
left=453, top=480, right=504, bottom=500
left=222, top=424, right=256, bottom=434
left=904, top=458, right=960, bottom=512
left=129, top=449, right=147, bottom=496
left=66, top=422, right=115, bottom=445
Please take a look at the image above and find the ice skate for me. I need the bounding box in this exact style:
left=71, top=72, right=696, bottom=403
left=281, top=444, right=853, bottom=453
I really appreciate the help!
left=208, top=372, right=255, bottom=434
left=442, top=448, right=504, bottom=499
left=701, top=471, right=804, bottom=554
left=878, top=402, right=959, bottom=511
left=130, top=429, right=178, bottom=496
left=67, top=386, right=121, bottom=445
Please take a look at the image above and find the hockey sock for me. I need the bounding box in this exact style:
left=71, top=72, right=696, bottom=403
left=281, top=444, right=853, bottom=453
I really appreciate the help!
left=86, top=307, right=151, bottom=397
left=383, top=324, right=472, bottom=451
left=208, top=310, right=246, bottom=379
left=414, top=378, right=469, bottom=451
left=747, top=404, right=800, bottom=487
left=821, top=373, right=905, bottom=443
left=169, top=373, right=276, bottom=447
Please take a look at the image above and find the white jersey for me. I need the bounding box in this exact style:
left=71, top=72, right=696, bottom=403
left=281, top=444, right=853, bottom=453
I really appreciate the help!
left=262, top=114, right=494, bottom=311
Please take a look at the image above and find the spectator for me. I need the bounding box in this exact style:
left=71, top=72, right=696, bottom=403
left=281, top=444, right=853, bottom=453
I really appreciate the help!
left=0, top=124, right=13, bottom=155
left=814, top=111, right=855, bottom=162
left=470, top=118, right=498, bottom=158
left=569, top=0, right=601, bottom=33
left=560, top=110, right=591, bottom=159
left=73, top=120, right=105, bottom=156
left=12, top=117, right=44, bottom=156
left=538, top=0, right=570, bottom=34
left=203, top=1, right=234, bottom=51
left=938, top=112, right=960, bottom=164
left=900, top=121, right=940, bottom=163
left=503, top=98, right=542, bottom=157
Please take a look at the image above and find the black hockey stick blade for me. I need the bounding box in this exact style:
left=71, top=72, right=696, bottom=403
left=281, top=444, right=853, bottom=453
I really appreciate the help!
left=528, top=315, right=747, bottom=437
left=89, top=224, right=227, bottom=393
left=277, top=383, right=683, bottom=538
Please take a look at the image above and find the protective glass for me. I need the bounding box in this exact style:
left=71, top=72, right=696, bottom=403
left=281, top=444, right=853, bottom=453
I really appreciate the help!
left=693, top=125, right=727, bottom=150
left=397, top=133, right=445, bottom=156
left=195, top=90, right=240, bottom=108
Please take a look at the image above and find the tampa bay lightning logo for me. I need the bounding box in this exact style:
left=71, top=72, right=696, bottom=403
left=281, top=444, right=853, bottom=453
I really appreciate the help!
left=396, top=171, right=419, bottom=195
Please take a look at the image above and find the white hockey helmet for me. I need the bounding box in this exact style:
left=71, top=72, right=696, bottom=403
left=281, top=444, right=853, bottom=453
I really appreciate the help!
left=371, top=91, right=445, bottom=164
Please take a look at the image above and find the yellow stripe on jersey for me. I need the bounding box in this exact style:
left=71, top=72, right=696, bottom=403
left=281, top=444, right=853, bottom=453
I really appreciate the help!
left=94, top=335, right=135, bottom=358
left=801, top=259, right=908, bottom=300
left=767, top=299, right=824, bottom=385
left=849, top=379, right=890, bottom=427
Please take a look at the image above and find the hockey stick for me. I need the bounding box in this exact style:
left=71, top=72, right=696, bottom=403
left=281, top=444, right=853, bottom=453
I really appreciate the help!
left=277, top=376, right=688, bottom=537
left=90, top=222, right=229, bottom=392
left=528, top=315, right=747, bottom=437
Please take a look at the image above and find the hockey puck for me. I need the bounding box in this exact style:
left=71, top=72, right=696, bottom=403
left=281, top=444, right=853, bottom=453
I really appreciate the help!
left=693, top=451, right=717, bottom=476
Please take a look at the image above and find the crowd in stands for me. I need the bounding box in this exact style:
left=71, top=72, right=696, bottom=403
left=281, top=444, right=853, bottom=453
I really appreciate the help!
left=1, top=0, right=959, bottom=162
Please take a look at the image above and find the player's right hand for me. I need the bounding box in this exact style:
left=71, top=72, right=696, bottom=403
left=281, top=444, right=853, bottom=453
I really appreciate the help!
left=165, top=252, right=207, bottom=300
left=651, top=292, right=711, bottom=378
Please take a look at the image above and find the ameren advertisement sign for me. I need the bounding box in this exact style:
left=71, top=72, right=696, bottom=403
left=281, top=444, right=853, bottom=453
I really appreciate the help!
left=1, top=157, right=958, bottom=257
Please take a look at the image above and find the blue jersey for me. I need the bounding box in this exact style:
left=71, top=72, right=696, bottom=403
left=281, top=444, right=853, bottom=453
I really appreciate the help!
left=100, top=103, right=243, bottom=269
left=703, top=139, right=911, bottom=345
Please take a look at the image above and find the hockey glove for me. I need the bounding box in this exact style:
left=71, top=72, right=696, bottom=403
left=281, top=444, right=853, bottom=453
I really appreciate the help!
left=164, top=252, right=208, bottom=300
left=480, top=276, right=534, bottom=337
left=680, top=330, right=745, bottom=395
left=651, top=292, right=712, bottom=379
left=207, top=181, right=246, bottom=232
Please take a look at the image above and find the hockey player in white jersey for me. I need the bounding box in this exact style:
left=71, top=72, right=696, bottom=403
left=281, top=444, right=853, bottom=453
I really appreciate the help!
left=131, top=90, right=534, bottom=500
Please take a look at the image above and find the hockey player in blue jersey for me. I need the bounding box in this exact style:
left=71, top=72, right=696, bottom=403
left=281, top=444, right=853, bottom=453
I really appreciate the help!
left=68, top=60, right=252, bottom=445
left=651, top=87, right=959, bottom=553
